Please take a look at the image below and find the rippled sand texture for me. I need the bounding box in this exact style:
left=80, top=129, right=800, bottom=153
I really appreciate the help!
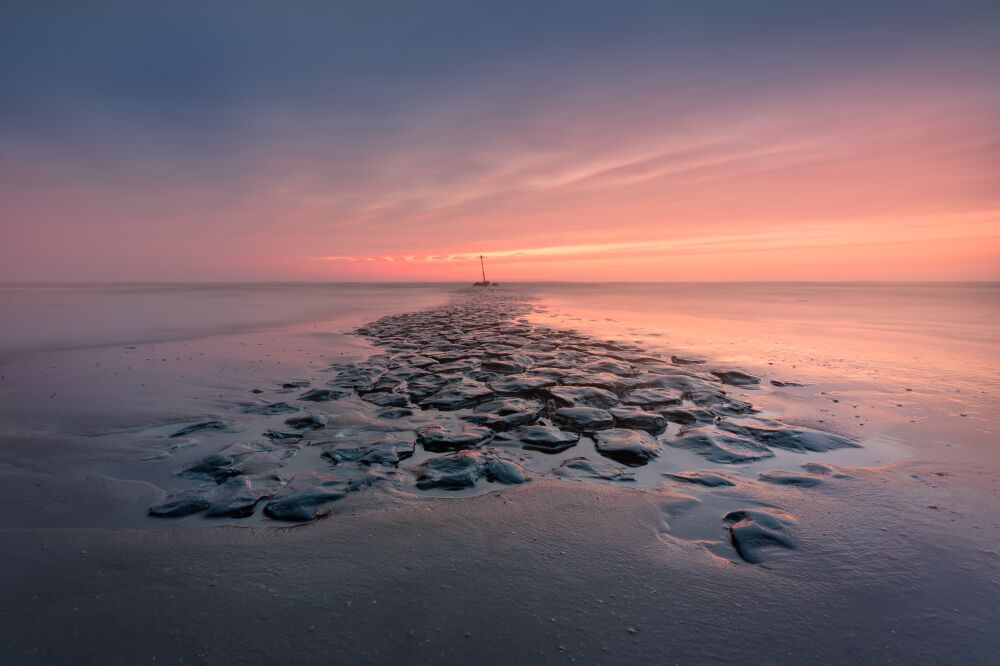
left=150, top=287, right=861, bottom=561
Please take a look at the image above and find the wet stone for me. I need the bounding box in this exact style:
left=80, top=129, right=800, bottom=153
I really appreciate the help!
left=488, top=374, right=556, bottom=396
left=724, top=508, right=798, bottom=563
left=758, top=470, right=824, bottom=487
left=801, top=462, right=853, bottom=478
left=660, top=407, right=715, bottom=426
left=149, top=488, right=213, bottom=517
left=609, top=406, right=667, bottom=434
left=481, top=359, right=528, bottom=374
left=552, top=407, right=615, bottom=432
left=671, top=355, right=706, bottom=365
left=377, top=407, right=413, bottom=420
left=514, top=425, right=580, bottom=453
left=710, top=370, right=761, bottom=386
left=321, top=433, right=416, bottom=465
left=170, top=420, right=230, bottom=438
left=361, top=391, right=409, bottom=408
left=244, top=402, right=299, bottom=415
left=263, top=472, right=347, bottom=521
left=663, top=471, right=735, bottom=487
left=415, top=449, right=530, bottom=490
left=622, top=388, right=682, bottom=408
left=300, top=389, right=348, bottom=402
left=671, top=428, right=775, bottom=464
left=465, top=398, right=542, bottom=431
left=263, top=431, right=303, bottom=445
left=417, top=422, right=494, bottom=452
left=552, top=457, right=635, bottom=482
left=419, top=384, right=493, bottom=411
left=285, top=415, right=327, bottom=431
left=719, top=419, right=859, bottom=452
left=593, top=428, right=661, bottom=466
left=547, top=386, right=619, bottom=409
left=205, top=474, right=286, bottom=518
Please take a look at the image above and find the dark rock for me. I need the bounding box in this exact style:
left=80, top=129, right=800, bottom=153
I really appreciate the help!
left=593, top=428, right=661, bottom=466
left=377, top=407, right=413, bottom=420
left=178, top=453, right=240, bottom=482
left=205, top=474, right=286, bottom=518
left=622, top=388, right=682, bottom=408
left=465, top=398, right=542, bottom=431
left=169, top=420, right=230, bottom=438
left=552, top=407, right=614, bottom=432
left=281, top=380, right=310, bottom=389
left=719, top=419, right=859, bottom=452
left=321, top=434, right=415, bottom=465
left=263, top=431, right=303, bottom=445
left=416, top=422, right=494, bottom=451
left=284, top=415, right=327, bottom=431
left=300, top=389, right=347, bottom=402
left=710, top=370, right=761, bottom=386
left=758, top=470, right=824, bottom=487
left=481, top=359, right=528, bottom=374
left=361, top=391, right=409, bottom=408
left=671, top=355, right=706, bottom=365
left=670, top=428, right=775, bottom=463
left=419, top=384, right=493, bottom=410
left=609, top=406, right=667, bottom=433
left=770, top=380, right=805, bottom=387
left=148, top=488, right=213, bottom=517
left=488, top=374, right=556, bottom=396
left=414, top=449, right=529, bottom=490
left=547, top=386, right=619, bottom=409
left=552, top=457, right=635, bottom=482
left=660, top=408, right=714, bottom=426
left=663, top=471, right=735, bottom=487
left=515, top=425, right=580, bottom=452
left=724, top=508, right=798, bottom=563
left=263, top=472, right=347, bottom=521
left=244, top=402, right=299, bottom=415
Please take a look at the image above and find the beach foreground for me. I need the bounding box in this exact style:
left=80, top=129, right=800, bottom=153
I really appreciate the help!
left=0, top=283, right=997, bottom=663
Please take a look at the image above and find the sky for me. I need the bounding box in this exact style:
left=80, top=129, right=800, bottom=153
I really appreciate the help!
left=1, top=0, right=998, bottom=282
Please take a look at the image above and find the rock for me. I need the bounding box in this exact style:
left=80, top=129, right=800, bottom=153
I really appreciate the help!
left=244, top=402, right=299, bottom=415
left=361, top=391, right=409, bottom=408
left=177, top=453, right=241, bottom=482
left=281, top=380, right=310, bottom=389
left=622, top=388, right=682, bottom=408
left=770, top=380, right=805, bottom=387
left=464, top=398, right=542, bottom=431
left=801, top=462, right=853, bottom=478
left=514, top=425, right=580, bottom=452
left=416, top=422, right=494, bottom=451
left=377, top=407, right=413, bottom=420
left=552, top=407, right=615, bottom=432
left=710, top=370, right=761, bottom=386
left=419, top=384, right=493, bottom=410
left=579, top=359, right=635, bottom=376
left=414, top=449, right=530, bottom=490
left=284, top=415, right=326, bottom=431
left=609, top=406, right=667, bottom=433
left=758, top=470, right=824, bottom=487
left=660, top=407, right=714, bottom=426
left=547, top=386, right=619, bottom=409
left=719, top=420, right=859, bottom=452
left=299, top=389, right=347, bottom=402
left=593, top=428, right=661, bottom=466
left=724, top=508, right=798, bottom=563
left=663, top=471, right=735, bottom=487
left=481, top=359, right=528, bottom=374
left=321, top=433, right=415, bottom=465
left=671, top=355, right=705, bottom=365
left=262, top=472, right=348, bottom=521
left=169, top=420, right=229, bottom=438
left=670, top=428, right=774, bottom=463
left=263, top=431, right=303, bottom=445
left=488, top=374, right=556, bottom=396
left=205, top=474, right=286, bottom=518
left=148, top=488, right=213, bottom=517
left=552, top=457, right=635, bottom=482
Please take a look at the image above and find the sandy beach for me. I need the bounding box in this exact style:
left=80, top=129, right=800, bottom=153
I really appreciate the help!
left=0, top=282, right=997, bottom=663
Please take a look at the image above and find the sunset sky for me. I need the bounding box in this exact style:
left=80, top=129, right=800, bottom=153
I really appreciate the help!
left=1, top=0, right=998, bottom=281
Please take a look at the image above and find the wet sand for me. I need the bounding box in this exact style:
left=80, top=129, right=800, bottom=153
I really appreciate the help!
left=1, top=284, right=998, bottom=663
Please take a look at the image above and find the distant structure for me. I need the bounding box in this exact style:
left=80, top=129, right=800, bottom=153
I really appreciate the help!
left=473, top=255, right=493, bottom=287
